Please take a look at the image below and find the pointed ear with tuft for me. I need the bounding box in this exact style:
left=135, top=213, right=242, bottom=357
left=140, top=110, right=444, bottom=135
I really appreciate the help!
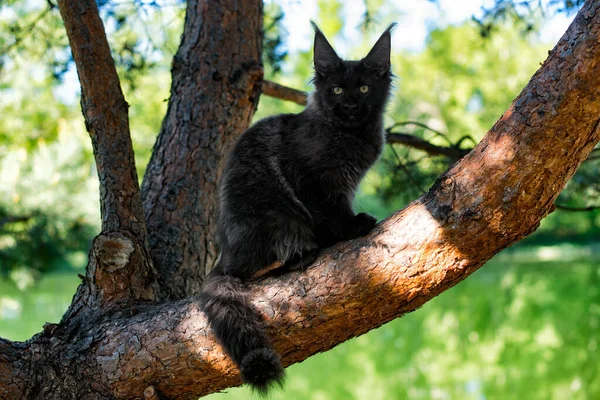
left=363, top=23, right=396, bottom=78
left=311, top=21, right=342, bottom=76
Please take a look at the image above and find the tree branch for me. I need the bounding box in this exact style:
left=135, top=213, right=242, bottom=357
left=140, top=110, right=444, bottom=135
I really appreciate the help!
left=115, top=2, right=600, bottom=394
left=0, top=215, right=32, bottom=230
left=386, top=132, right=470, bottom=159
left=141, top=0, right=264, bottom=299
left=57, top=0, right=155, bottom=305
left=57, top=0, right=145, bottom=238
left=554, top=204, right=600, bottom=212
left=261, top=80, right=308, bottom=105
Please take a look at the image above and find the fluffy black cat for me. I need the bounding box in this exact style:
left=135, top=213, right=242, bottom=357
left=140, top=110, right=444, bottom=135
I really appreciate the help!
left=200, top=23, right=394, bottom=394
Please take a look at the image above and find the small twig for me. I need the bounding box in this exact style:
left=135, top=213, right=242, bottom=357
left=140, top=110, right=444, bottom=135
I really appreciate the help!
left=554, top=204, right=600, bottom=212
left=389, top=145, right=426, bottom=192
left=455, top=134, right=478, bottom=148
left=388, top=121, right=453, bottom=146
left=386, top=132, right=470, bottom=159
left=261, top=80, right=308, bottom=105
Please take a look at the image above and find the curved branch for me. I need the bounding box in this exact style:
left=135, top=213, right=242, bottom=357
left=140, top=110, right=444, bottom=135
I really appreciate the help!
left=386, top=132, right=470, bottom=159
left=388, top=120, right=454, bottom=145
left=131, top=1, right=599, bottom=395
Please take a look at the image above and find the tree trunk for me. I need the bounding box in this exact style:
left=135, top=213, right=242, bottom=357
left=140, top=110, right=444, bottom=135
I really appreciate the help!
left=1, top=0, right=600, bottom=399
left=140, top=0, right=264, bottom=300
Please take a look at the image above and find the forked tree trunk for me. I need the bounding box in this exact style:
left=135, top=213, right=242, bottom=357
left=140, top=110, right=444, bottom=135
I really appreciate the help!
left=1, top=0, right=600, bottom=399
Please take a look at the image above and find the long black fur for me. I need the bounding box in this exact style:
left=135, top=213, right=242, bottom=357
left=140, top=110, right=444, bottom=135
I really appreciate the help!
left=200, top=23, right=395, bottom=394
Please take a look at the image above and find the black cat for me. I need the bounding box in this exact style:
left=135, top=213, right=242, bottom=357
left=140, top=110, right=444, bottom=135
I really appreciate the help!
left=200, top=22, right=394, bottom=395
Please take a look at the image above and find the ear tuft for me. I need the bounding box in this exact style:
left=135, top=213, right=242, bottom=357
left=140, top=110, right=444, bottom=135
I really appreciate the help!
left=363, top=23, right=396, bottom=78
left=311, top=21, right=342, bottom=75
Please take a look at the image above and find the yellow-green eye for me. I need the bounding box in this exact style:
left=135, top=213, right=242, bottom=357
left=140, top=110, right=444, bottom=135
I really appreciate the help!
left=332, top=87, right=343, bottom=95
left=359, top=85, right=370, bottom=93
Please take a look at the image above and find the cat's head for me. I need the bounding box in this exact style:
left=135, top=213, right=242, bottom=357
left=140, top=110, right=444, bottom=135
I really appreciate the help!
left=311, top=23, right=394, bottom=127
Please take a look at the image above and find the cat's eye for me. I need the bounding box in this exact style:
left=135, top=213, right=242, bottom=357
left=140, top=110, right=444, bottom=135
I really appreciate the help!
left=359, top=85, right=370, bottom=93
left=332, top=87, right=343, bottom=95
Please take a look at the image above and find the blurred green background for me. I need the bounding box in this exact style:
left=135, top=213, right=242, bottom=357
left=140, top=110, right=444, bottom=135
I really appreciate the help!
left=1, top=0, right=598, bottom=399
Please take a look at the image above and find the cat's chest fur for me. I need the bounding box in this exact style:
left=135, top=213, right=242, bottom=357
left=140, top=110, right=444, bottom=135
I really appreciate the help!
left=280, top=114, right=384, bottom=195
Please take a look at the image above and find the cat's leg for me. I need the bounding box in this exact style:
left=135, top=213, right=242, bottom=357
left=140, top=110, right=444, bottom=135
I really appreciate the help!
left=262, top=248, right=321, bottom=277
left=252, top=260, right=284, bottom=279
left=253, top=213, right=318, bottom=278
left=315, top=197, right=378, bottom=245
left=351, top=212, right=377, bottom=236
left=284, top=248, right=321, bottom=271
left=217, top=216, right=280, bottom=280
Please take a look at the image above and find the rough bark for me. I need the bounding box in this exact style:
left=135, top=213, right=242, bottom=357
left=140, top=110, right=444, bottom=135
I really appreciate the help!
left=57, top=0, right=156, bottom=308
left=140, top=0, right=264, bottom=300
left=57, top=0, right=144, bottom=238
left=0, top=339, right=28, bottom=399
left=1, top=1, right=600, bottom=399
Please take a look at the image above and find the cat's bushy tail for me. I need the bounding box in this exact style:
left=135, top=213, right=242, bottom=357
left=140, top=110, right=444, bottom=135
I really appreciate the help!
left=200, top=273, right=285, bottom=395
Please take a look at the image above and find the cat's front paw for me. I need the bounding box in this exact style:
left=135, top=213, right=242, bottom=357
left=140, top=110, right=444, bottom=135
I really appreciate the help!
left=353, top=213, right=377, bottom=237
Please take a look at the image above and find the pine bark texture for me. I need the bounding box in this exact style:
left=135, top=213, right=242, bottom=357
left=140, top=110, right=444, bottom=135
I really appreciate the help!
left=140, top=0, right=264, bottom=300
left=1, top=0, right=600, bottom=399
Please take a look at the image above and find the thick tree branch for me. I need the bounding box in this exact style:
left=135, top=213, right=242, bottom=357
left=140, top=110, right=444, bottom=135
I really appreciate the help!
left=57, top=0, right=155, bottom=306
left=57, top=0, right=145, bottom=239
left=141, top=0, right=264, bottom=299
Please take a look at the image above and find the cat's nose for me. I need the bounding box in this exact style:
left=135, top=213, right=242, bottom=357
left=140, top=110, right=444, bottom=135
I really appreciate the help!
left=344, top=103, right=358, bottom=110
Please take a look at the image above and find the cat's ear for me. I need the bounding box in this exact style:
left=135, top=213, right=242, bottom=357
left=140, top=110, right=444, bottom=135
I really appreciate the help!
left=363, top=23, right=396, bottom=78
left=311, top=21, right=341, bottom=75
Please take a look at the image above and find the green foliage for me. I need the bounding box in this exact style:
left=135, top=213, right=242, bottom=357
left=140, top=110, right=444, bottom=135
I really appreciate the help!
left=0, top=122, right=98, bottom=285
left=263, top=2, right=288, bottom=75
left=469, top=0, right=584, bottom=38
left=0, top=1, right=181, bottom=284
